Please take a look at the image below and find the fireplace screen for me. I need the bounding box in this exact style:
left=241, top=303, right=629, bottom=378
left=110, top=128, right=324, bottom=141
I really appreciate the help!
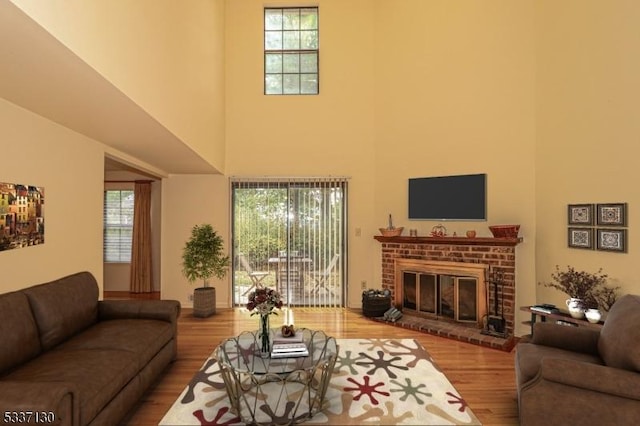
left=403, top=272, right=479, bottom=323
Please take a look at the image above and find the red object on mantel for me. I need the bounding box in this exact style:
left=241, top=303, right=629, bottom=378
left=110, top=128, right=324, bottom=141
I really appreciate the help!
left=488, top=225, right=520, bottom=238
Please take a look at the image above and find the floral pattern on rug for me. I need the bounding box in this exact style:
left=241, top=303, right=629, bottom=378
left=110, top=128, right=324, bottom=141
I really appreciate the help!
left=159, top=338, right=482, bottom=425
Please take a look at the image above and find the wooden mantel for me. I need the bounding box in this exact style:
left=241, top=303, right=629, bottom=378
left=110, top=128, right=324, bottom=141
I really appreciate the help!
left=374, top=235, right=522, bottom=247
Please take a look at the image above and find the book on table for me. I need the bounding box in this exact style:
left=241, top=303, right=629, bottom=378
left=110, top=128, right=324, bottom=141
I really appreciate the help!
left=530, top=304, right=560, bottom=314
left=273, top=331, right=303, bottom=344
left=271, top=342, right=309, bottom=358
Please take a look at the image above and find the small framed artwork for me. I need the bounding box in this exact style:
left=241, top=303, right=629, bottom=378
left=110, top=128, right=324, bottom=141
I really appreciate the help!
left=596, top=228, right=627, bottom=253
left=568, top=227, right=595, bottom=250
left=596, top=203, right=627, bottom=227
left=568, top=204, right=594, bottom=225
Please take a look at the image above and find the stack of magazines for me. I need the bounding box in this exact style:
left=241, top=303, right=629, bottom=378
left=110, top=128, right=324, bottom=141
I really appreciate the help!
left=530, top=304, right=559, bottom=314
left=271, top=342, right=309, bottom=358
left=271, top=331, right=309, bottom=358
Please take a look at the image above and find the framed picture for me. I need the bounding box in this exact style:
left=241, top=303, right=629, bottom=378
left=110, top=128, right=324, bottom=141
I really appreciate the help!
left=568, top=204, right=594, bottom=225
left=568, top=227, right=595, bottom=250
left=596, top=203, right=627, bottom=227
left=596, top=228, right=627, bottom=253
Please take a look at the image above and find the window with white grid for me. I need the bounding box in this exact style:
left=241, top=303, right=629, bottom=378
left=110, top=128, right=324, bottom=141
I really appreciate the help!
left=264, top=7, right=319, bottom=95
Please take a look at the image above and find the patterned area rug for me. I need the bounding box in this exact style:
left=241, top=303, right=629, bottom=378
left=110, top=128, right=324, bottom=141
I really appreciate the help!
left=159, top=338, right=482, bottom=425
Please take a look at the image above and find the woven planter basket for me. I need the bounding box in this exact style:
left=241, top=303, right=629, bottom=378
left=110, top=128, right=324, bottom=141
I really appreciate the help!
left=193, top=287, right=216, bottom=318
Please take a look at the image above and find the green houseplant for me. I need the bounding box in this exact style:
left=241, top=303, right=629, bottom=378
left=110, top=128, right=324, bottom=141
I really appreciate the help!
left=540, top=265, right=619, bottom=312
left=182, top=224, right=230, bottom=317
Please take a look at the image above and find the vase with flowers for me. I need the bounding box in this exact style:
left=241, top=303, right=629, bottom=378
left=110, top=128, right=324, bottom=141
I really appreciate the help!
left=246, top=287, right=283, bottom=357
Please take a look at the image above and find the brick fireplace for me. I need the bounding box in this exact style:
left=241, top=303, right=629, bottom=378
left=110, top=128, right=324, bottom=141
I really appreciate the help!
left=374, top=235, right=521, bottom=350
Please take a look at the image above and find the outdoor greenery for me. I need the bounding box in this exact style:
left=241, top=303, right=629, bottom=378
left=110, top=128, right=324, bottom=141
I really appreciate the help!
left=540, top=265, right=619, bottom=310
left=182, top=224, right=230, bottom=288
left=233, top=185, right=343, bottom=267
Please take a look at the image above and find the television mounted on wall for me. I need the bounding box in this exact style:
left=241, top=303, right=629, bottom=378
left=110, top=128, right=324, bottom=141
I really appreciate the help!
left=408, top=173, right=487, bottom=221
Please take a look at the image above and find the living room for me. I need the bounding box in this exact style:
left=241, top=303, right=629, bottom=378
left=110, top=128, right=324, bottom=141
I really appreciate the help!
left=1, top=0, right=639, bottom=424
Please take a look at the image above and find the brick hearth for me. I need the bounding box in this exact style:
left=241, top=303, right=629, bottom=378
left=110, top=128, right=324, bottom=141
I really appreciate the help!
left=374, top=235, right=521, bottom=351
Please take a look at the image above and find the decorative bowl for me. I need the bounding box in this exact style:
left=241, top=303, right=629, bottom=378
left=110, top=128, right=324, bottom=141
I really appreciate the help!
left=585, top=309, right=602, bottom=324
left=489, top=225, right=520, bottom=238
left=379, top=227, right=404, bottom=237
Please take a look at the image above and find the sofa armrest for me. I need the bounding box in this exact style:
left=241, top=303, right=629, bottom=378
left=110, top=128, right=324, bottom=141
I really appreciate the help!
left=531, top=322, right=600, bottom=355
left=539, top=357, right=640, bottom=401
left=98, top=299, right=180, bottom=324
left=0, top=381, right=78, bottom=425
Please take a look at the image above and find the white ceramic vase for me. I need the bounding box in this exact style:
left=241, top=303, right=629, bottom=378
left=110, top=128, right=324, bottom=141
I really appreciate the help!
left=585, top=308, right=602, bottom=324
left=566, top=298, right=585, bottom=319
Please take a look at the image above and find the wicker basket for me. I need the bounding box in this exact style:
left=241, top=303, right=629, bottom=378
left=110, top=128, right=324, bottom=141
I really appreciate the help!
left=489, top=225, right=520, bottom=238
left=193, top=287, right=216, bottom=318
left=362, top=294, right=391, bottom=318
left=379, top=227, right=404, bottom=237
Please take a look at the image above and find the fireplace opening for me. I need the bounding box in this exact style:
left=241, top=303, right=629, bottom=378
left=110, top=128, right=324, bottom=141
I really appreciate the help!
left=395, top=259, right=488, bottom=329
left=403, top=272, right=480, bottom=322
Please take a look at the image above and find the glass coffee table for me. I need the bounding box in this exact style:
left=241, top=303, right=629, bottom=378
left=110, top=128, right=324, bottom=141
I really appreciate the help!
left=215, top=328, right=338, bottom=425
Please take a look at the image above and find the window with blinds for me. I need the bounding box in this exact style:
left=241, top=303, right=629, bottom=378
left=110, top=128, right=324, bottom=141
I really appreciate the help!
left=231, top=177, right=347, bottom=308
left=103, top=190, right=134, bottom=262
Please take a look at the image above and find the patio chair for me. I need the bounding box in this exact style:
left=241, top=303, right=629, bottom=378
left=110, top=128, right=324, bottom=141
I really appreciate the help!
left=308, top=254, right=340, bottom=296
left=238, top=254, right=270, bottom=296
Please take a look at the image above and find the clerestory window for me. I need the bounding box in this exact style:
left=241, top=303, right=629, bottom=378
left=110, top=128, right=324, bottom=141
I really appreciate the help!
left=264, top=7, right=319, bottom=95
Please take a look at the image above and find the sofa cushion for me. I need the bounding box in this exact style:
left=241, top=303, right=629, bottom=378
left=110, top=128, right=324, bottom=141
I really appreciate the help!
left=23, top=271, right=99, bottom=351
left=515, top=342, right=603, bottom=387
left=56, top=318, right=174, bottom=371
left=0, top=291, right=41, bottom=373
left=598, top=294, right=640, bottom=372
left=4, top=347, right=139, bottom=425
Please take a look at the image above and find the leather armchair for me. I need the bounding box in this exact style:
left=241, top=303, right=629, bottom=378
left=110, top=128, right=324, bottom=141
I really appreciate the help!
left=515, top=294, right=640, bottom=426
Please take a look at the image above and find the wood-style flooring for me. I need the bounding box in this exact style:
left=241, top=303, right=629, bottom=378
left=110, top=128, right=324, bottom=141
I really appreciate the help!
left=109, top=294, right=519, bottom=426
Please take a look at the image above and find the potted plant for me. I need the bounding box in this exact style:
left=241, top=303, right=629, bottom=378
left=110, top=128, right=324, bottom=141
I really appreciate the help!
left=540, top=265, right=619, bottom=318
left=182, top=224, right=230, bottom=317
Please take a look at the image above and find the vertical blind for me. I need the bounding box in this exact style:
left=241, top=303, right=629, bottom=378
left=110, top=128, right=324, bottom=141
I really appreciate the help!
left=231, top=177, right=348, bottom=308
left=103, top=190, right=134, bottom=262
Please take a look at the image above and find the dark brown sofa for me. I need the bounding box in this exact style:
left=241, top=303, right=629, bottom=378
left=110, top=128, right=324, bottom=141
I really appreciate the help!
left=515, top=294, right=640, bottom=426
left=0, top=271, right=180, bottom=426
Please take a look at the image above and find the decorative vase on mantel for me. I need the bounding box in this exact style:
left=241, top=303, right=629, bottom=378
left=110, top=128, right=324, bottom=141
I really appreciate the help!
left=565, top=298, right=585, bottom=319
left=258, top=313, right=271, bottom=357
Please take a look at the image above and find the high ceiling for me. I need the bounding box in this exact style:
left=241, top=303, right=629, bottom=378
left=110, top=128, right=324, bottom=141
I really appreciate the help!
left=0, top=1, right=217, bottom=175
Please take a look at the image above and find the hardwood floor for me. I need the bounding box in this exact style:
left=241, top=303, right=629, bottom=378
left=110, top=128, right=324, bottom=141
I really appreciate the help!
left=121, top=307, right=520, bottom=426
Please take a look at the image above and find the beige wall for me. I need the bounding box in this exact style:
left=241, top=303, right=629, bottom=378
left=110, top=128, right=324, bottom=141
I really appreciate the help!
left=0, top=98, right=104, bottom=294
left=535, top=0, right=640, bottom=309
left=225, top=0, right=378, bottom=307
left=10, top=0, right=227, bottom=173
left=161, top=174, right=230, bottom=308
left=372, top=1, right=537, bottom=335
left=224, top=0, right=537, bottom=326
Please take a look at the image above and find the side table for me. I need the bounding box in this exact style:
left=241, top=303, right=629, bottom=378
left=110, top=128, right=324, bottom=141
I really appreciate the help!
left=216, top=328, right=338, bottom=425
left=520, top=306, right=604, bottom=337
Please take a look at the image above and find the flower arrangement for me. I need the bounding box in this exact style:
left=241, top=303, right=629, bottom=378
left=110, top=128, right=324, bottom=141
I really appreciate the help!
left=247, top=287, right=283, bottom=356
left=246, top=287, right=283, bottom=316
left=540, top=265, right=619, bottom=310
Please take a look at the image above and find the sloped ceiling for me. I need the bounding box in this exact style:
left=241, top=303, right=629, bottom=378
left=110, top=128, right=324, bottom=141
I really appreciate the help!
left=0, top=0, right=218, bottom=175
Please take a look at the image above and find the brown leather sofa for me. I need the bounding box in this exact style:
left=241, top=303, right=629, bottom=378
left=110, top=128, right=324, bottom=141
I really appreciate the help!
left=0, top=271, right=180, bottom=426
left=515, top=294, right=640, bottom=426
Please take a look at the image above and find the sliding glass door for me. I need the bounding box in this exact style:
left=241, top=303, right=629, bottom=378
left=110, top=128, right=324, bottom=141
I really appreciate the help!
left=231, top=178, right=347, bottom=308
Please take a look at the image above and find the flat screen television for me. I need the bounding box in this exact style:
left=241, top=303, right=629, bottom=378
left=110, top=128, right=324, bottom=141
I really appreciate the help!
left=408, top=173, right=487, bottom=221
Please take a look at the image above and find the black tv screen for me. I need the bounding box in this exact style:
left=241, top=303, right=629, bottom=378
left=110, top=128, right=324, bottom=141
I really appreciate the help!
left=408, top=173, right=487, bottom=221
